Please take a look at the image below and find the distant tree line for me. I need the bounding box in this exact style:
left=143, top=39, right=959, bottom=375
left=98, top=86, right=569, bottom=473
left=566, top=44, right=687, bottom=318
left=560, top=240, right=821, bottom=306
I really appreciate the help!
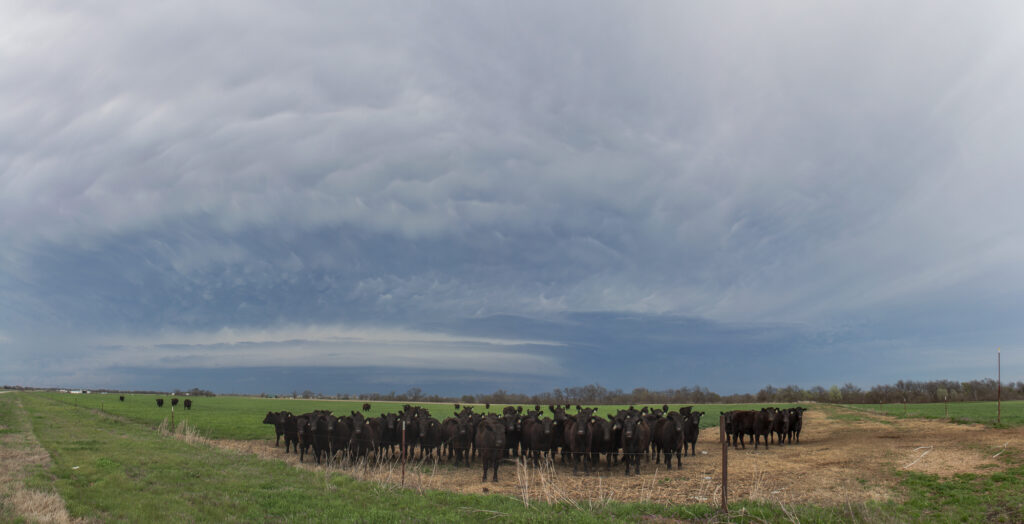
left=173, top=387, right=216, bottom=397
left=251, top=379, right=1024, bottom=405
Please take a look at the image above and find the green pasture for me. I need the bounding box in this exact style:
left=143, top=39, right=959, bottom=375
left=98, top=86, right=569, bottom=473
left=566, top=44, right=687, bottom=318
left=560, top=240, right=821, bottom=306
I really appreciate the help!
left=5, top=392, right=1024, bottom=522
left=36, top=391, right=809, bottom=441
left=842, top=400, right=1024, bottom=428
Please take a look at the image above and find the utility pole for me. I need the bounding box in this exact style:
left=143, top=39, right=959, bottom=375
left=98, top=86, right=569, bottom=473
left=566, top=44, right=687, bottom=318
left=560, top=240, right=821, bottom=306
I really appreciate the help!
left=998, top=347, right=1001, bottom=426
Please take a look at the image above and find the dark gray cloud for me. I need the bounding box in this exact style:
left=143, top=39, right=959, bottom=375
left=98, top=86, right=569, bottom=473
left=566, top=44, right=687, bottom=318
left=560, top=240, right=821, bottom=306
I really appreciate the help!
left=2, top=2, right=1023, bottom=392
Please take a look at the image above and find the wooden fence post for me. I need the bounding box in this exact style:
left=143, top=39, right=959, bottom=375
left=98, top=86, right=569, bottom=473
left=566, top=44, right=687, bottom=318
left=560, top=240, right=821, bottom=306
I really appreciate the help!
left=720, top=414, right=728, bottom=513
left=401, top=420, right=406, bottom=487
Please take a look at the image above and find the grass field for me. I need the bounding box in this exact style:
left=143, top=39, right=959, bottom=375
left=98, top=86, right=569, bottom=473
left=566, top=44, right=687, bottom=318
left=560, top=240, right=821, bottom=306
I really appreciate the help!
left=35, top=391, right=810, bottom=440
left=842, top=400, right=1024, bottom=428
left=0, top=392, right=845, bottom=522
left=5, top=392, right=1024, bottom=522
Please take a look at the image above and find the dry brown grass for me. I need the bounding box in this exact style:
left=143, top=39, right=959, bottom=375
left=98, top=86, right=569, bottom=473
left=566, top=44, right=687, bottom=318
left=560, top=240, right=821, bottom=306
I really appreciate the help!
left=213, top=406, right=1022, bottom=508
left=157, top=417, right=211, bottom=447
left=0, top=397, right=84, bottom=524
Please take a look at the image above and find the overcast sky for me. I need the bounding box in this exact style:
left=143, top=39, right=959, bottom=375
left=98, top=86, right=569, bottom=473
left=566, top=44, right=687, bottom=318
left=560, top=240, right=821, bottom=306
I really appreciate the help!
left=2, top=2, right=1023, bottom=395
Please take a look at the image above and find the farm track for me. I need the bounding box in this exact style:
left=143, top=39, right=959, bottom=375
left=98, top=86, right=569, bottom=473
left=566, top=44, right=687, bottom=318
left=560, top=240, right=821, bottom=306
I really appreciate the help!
left=212, top=406, right=1023, bottom=507
left=0, top=394, right=80, bottom=523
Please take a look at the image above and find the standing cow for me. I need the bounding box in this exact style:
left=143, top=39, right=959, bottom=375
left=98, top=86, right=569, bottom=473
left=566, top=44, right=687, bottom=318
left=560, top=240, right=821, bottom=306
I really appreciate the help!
left=620, top=411, right=651, bottom=476
left=475, top=415, right=506, bottom=482
left=183, top=399, right=192, bottom=410
left=787, top=407, right=807, bottom=443
left=156, top=398, right=164, bottom=408
left=771, top=408, right=790, bottom=444
left=263, top=411, right=291, bottom=447
left=653, top=411, right=685, bottom=469
left=682, top=410, right=704, bottom=457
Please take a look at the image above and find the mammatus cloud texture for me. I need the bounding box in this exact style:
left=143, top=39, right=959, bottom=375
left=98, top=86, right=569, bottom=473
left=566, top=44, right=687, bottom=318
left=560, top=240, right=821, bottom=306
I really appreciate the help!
left=2, top=2, right=1023, bottom=393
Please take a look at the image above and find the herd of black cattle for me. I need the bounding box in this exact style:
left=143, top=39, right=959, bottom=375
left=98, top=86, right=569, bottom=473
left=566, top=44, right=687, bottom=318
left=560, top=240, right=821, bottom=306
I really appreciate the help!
left=260, top=404, right=807, bottom=482
left=133, top=396, right=193, bottom=409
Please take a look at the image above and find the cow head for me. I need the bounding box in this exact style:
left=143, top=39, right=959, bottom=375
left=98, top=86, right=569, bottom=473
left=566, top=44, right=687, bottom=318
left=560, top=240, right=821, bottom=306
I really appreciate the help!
left=666, top=411, right=684, bottom=434
left=263, top=411, right=276, bottom=424
left=576, top=408, right=595, bottom=436
left=540, top=417, right=553, bottom=436
left=351, top=412, right=366, bottom=436
left=501, top=412, right=517, bottom=433
left=621, top=413, right=639, bottom=440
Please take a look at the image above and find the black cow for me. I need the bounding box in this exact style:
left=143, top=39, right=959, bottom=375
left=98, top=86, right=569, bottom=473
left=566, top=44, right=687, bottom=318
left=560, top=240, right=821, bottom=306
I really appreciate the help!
left=591, top=416, right=616, bottom=470
left=653, top=411, right=685, bottom=469
left=620, top=411, right=651, bottom=476
left=309, top=413, right=336, bottom=465
left=475, top=415, right=506, bottom=482
left=521, top=414, right=554, bottom=468
left=119, top=395, right=125, bottom=402
left=787, top=407, right=807, bottom=443
left=726, top=410, right=755, bottom=449
left=283, top=414, right=300, bottom=453
left=400, top=412, right=421, bottom=460
left=171, top=398, right=179, bottom=407
left=682, top=410, right=704, bottom=457
left=771, top=408, right=790, bottom=444
left=330, top=415, right=353, bottom=461
left=377, top=413, right=400, bottom=458
left=753, top=409, right=773, bottom=450
left=565, top=408, right=597, bottom=475
left=262, top=411, right=291, bottom=447
left=156, top=398, right=164, bottom=408
left=419, top=417, right=443, bottom=461
left=295, top=414, right=314, bottom=462
left=501, top=406, right=523, bottom=458
left=548, top=405, right=570, bottom=464
left=349, top=411, right=379, bottom=460
left=183, top=399, right=192, bottom=410
left=443, top=415, right=472, bottom=467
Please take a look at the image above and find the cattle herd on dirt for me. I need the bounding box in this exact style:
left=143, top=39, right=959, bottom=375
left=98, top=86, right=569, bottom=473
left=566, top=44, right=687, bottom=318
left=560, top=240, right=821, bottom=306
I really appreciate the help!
left=722, top=407, right=807, bottom=449
left=261, top=404, right=808, bottom=482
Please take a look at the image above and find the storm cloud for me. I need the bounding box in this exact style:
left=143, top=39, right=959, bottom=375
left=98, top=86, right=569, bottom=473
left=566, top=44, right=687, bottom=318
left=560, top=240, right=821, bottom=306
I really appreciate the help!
left=2, top=2, right=1023, bottom=393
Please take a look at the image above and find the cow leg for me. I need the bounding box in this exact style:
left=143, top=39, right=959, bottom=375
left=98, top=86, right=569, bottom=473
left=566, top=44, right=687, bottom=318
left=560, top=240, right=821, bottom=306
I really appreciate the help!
left=492, top=459, right=499, bottom=482
left=676, top=449, right=682, bottom=467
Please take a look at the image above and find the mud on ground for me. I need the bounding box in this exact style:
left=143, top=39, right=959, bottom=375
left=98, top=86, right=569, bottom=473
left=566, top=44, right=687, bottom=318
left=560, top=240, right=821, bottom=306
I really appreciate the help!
left=213, top=406, right=1022, bottom=507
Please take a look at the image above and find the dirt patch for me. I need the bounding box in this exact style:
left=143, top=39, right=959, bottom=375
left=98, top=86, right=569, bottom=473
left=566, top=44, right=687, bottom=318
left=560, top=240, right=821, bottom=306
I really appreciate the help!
left=212, top=407, right=1022, bottom=507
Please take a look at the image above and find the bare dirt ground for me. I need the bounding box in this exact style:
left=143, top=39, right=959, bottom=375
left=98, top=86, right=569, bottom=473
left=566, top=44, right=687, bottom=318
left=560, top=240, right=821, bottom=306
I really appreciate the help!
left=212, top=406, right=1022, bottom=507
